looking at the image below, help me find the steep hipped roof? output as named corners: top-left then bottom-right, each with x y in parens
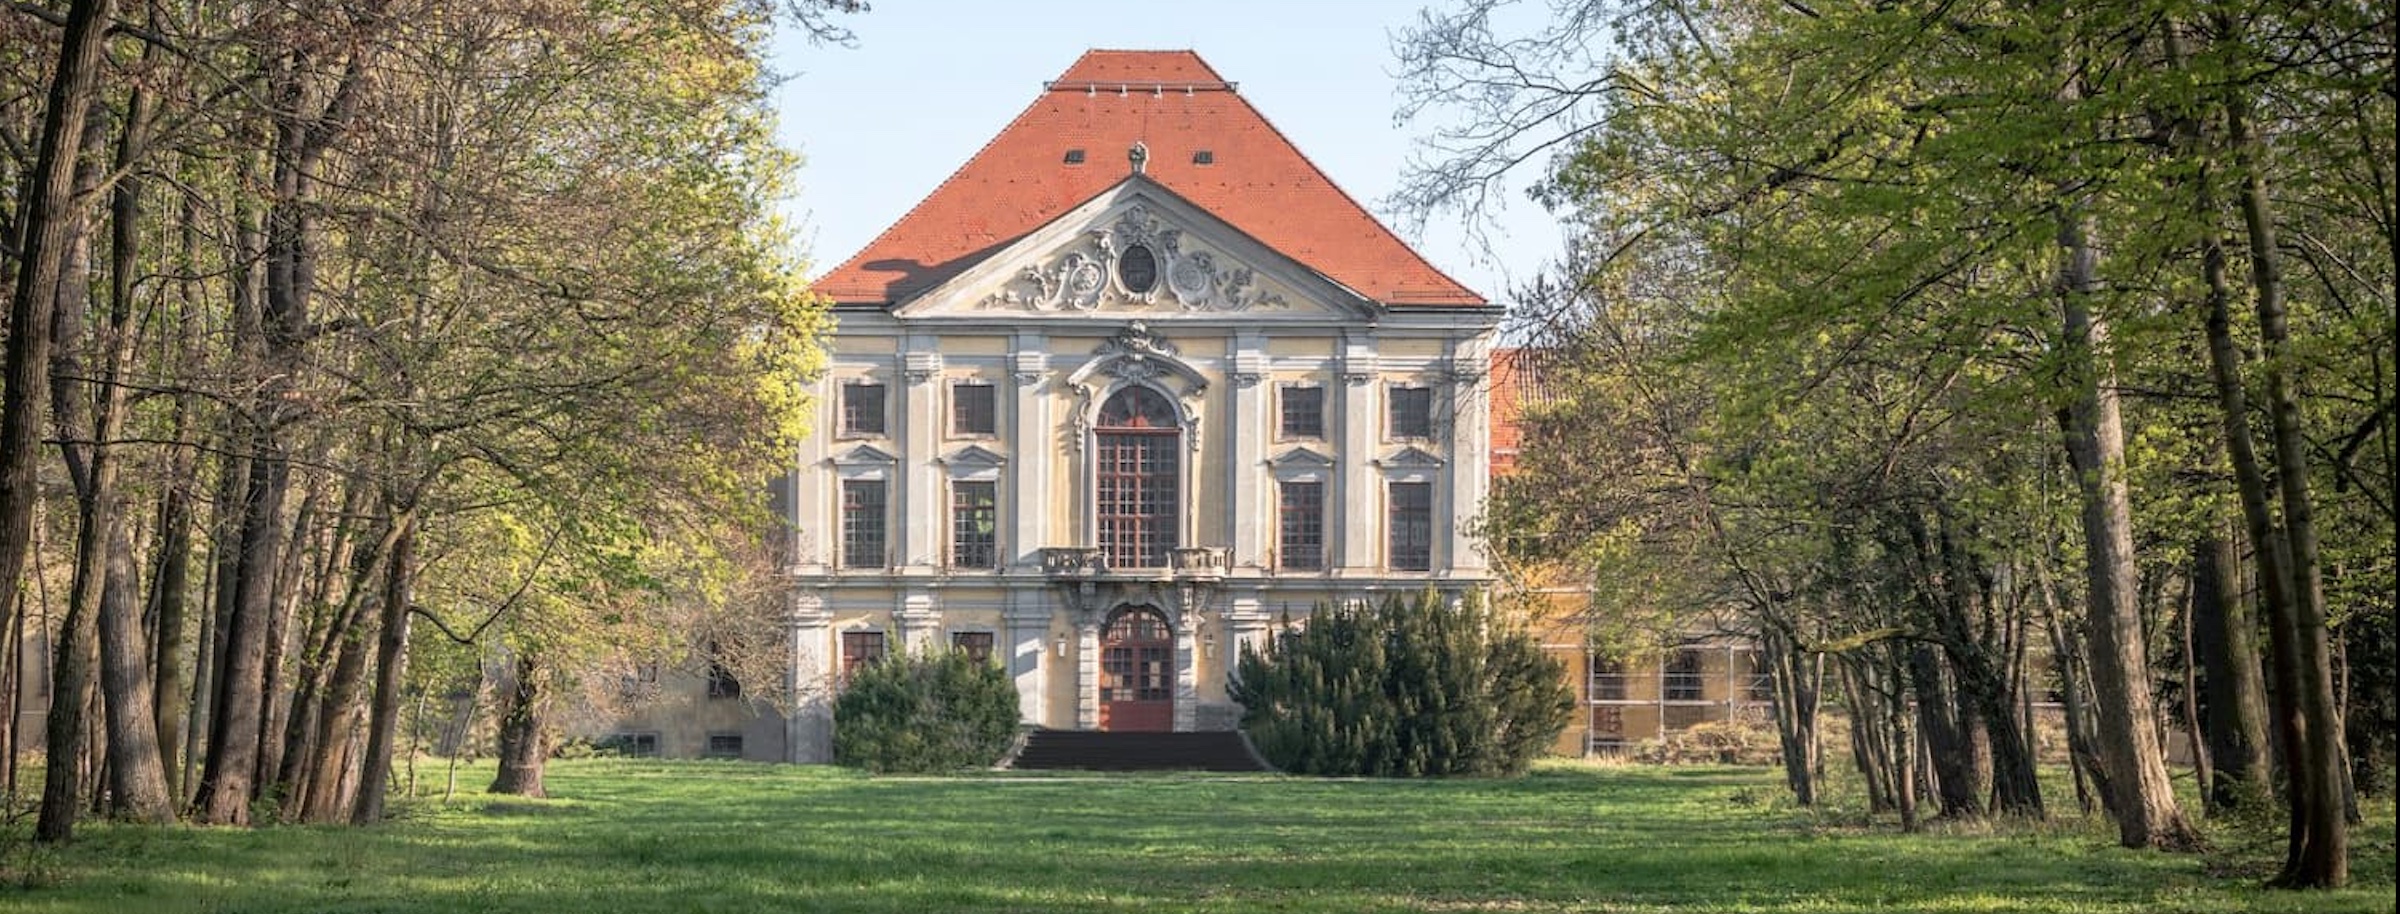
top-left (815, 50), bottom-right (1485, 308)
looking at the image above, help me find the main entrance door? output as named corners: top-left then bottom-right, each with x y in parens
top-left (1099, 606), bottom-right (1173, 731)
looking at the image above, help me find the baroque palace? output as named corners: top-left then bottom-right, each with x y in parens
top-left (770, 49), bottom-right (1500, 762)
top-left (585, 50), bottom-right (1775, 762)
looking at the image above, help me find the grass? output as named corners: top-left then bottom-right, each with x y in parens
top-left (0, 759), bottom-right (2391, 913)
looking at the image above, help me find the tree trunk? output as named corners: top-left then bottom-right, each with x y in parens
top-left (255, 482), bottom-right (321, 792)
top-left (2225, 87), bottom-right (2350, 889)
top-left (1761, 623), bottom-right (1819, 806)
top-left (489, 651), bottom-right (549, 799)
top-left (299, 611), bottom-right (374, 824)
top-left (2192, 534), bottom-right (2271, 813)
top-left (1885, 647), bottom-right (1921, 833)
top-left (1839, 658), bottom-right (1893, 813)
top-left (2055, 207), bottom-right (2199, 850)
top-left (147, 402), bottom-right (197, 804)
top-left (276, 476), bottom-right (371, 809)
top-left (37, 106), bottom-right (115, 843)
top-left (90, 64), bottom-right (177, 822)
top-left (1909, 643), bottom-right (1986, 820)
top-left (195, 427), bottom-right (289, 824)
top-left (0, 0), bottom-right (112, 582)
top-left (352, 506), bottom-right (418, 823)
top-left (5, 7), bottom-right (117, 837)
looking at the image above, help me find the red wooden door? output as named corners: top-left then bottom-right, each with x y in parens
top-left (1100, 607), bottom-right (1173, 732)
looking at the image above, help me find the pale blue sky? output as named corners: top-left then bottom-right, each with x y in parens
top-left (765, 1), bottom-right (1567, 307)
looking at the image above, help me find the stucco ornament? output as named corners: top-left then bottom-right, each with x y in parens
top-left (980, 204), bottom-right (1289, 313)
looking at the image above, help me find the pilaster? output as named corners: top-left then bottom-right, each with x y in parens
top-left (895, 588), bottom-right (940, 654)
top-left (1010, 334), bottom-right (1051, 564)
top-left (1075, 620), bottom-right (1101, 730)
top-left (1445, 338), bottom-right (1491, 574)
top-left (1338, 331), bottom-right (1381, 571)
top-left (1172, 602), bottom-right (1203, 733)
top-left (1228, 331), bottom-right (1267, 568)
top-left (786, 589), bottom-right (833, 763)
top-left (1004, 587), bottom-right (1052, 726)
top-left (900, 340), bottom-right (941, 570)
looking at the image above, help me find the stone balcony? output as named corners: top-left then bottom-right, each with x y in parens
top-left (1038, 546), bottom-right (1231, 581)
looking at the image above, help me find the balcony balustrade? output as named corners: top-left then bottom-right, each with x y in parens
top-left (1037, 546), bottom-right (1230, 580)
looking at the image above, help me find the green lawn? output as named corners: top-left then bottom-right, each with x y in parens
top-left (1, 760), bottom-right (2391, 913)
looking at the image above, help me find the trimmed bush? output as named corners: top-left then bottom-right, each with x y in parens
top-left (1231, 590), bottom-right (1573, 777)
top-left (832, 647), bottom-right (1020, 773)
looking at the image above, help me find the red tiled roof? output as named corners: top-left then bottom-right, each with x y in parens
top-left (1489, 348), bottom-right (1529, 476)
top-left (815, 50), bottom-right (1486, 307)
top-left (1489, 347), bottom-right (1561, 477)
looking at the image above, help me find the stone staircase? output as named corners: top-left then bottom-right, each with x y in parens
top-left (1004, 729), bottom-right (1271, 772)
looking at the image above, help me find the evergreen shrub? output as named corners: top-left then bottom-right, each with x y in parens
top-left (832, 646), bottom-right (1020, 773)
top-left (1231, 590), bottom-right (1573, 776)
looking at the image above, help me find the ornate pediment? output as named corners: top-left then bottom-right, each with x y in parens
top-left (1066, 322), bottom-right (1209, 395)
top-left (830, 443), bottom-right (899, 468)
top-left (892, 179), bottom-right (1375, 320)
top-left (1268, 446), bottom-right (1337, 470)
top-left (938, 444), bottom-right (1008, 470)
top-left (979, 203), bottom-right (1294, 314)
top-left (1375, 446), bottom-right (1446, 470)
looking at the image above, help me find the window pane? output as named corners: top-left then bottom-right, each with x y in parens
top-left (1278, 480), bottom-right (1323, 570)
top-left (951, 481), bottom-right (998, 568)
top-left (841, 631), bottom-right (887, 682)
top-left (1097, 424), bottom-right (1177, 569)
top-left (951, 631), bottom-right (995, 664)
top-left (952, 383), bottom-right (997, 436)
top-left (1665, 649), bottom-right (1706, 701)
top-left (1389, 386), bottom-right (1433, 438)
top-left (841, 480), bottom-right (886, 569)
top-left (842, 382), bottom-right (886, 435)
top-left (1388, 481), bottom-right (1433, 571)
top-left (1279, 386), bottom-right (1324, 438)
top-left (705, 641), bottom-right (741, 700)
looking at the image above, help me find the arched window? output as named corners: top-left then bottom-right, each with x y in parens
top-left (1096, 386), bottom-right (1179, 568)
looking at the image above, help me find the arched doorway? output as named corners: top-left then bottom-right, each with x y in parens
top-left (1095, 385), bottom-right (1178, 569)
top-left (1099, 605), bottom-right (1173, 731)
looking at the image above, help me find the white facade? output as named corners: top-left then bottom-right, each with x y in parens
top-left (780, 177), bottom-right (1500, 761)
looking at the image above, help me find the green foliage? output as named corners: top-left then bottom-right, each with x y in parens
top-left (1232, 591), bottom-right (1572, 777)
top-left (831, 646), bottom-right (1020, 774)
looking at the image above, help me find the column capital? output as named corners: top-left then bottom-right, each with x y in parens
top-left (903, 351), bottom-right (943, 385)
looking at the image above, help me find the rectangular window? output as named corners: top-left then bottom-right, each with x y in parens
top-left (952, 631), bottom-right (995, 665)
top-left (704, 732), bottom-right (744, 759)
top-left (1388, 481), bottom-right (1433, 571)
top-left (950, 480), bottom-right (998, 569)
top-left (1278, 480), bottom-right (1324, 571)
top-left (1664, 649), bottom-right (1706, 702)
top-left (1279, 386), bottom-right (1325, 438)
top-left (841, 382), bottom-right (886, 436)
top-left (951, 382), bottom-right (997, 436)
top-left (841, 630), bottom-right (887, 681)
top-left (607, 732), bottom-right (659, 758)
top-left (1388, 386), bottom-right (1434, 439)
top-left (1096, 431), bottom-right (1177, 568)
top-left (840, 480), bottom-right (886, 569)
top-left (1589, 654), bottom-right (1629, 701)
top-left (705, 643), bottom-right (741, 700)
